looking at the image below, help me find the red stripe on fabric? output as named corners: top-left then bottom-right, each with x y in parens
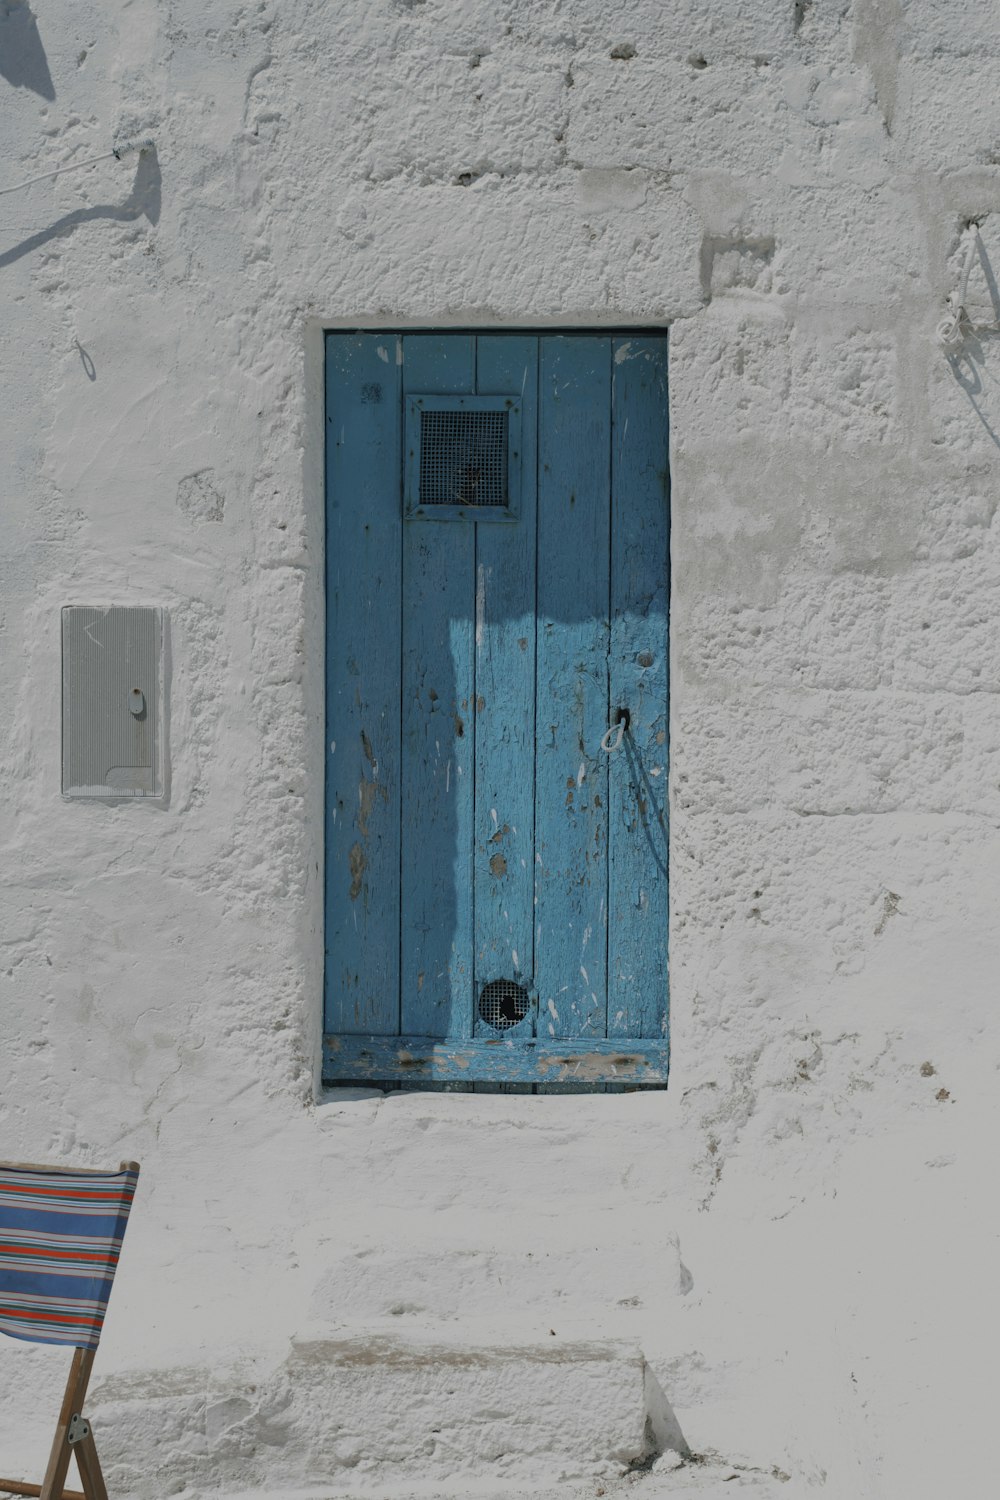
top-left (0, 1244), bottom-right (116, 1262)
top-left (0, 1307), bottom-right (98, 1328)
top-left (0, 1185), bottom-right (131, 1200)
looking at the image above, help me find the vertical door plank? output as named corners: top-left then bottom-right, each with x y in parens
top-left (325, 334), bottom-right (403, 1037)
top-left (608, 336), bottom-right (670, 1039)
top-left (534, 336), bottom-right (612, 1041)
top-left (473, 335), bottom-right (539, 1040)
top-left (400, 335), bottom-right (477, 1041)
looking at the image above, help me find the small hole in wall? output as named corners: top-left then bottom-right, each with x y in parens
top-left (687, 53), bottom-right (708, 70)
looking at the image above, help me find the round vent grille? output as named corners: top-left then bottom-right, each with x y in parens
top-left (478, 979), bottom-right (530, 1031)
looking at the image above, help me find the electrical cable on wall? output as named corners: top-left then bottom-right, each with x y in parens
top-left (937, 221), bottom-right (984, 350)
top-left (0, 138), bottom-right (155, 199)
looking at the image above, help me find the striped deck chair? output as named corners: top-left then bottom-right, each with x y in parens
top-left (0, 1161), bottom-right (140, 1500)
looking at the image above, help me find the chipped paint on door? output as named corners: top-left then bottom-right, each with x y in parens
top-left (325, 332), bottom-right (669, 1086)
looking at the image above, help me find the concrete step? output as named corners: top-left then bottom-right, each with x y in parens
top-left (209, 1475), bottom-right (792, 1500)
top-left (86, 1335), bottom-right (689, 1499)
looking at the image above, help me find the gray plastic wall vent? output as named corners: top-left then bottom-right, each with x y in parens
top-left (62, 606), bottom-right (164, 799)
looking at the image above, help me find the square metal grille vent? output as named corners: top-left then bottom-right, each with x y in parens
top-left (420, 409), bottom-right (507, 507)
top-left (405, 394), bottom-right (521, 521)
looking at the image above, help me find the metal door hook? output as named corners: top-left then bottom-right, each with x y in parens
top-left (600, 708), bottom-right (631, 753)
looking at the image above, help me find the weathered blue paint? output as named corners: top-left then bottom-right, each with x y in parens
top-left (534, 337), bottom-right (612, 1042)
top-left (324, 1034), bottom-right (669, 1085)
top-left (472, 335), bottom-right (538, 1041)
top-left (324, 332), bottom-right (669, 1087)
top-left (608, 338), bottom-right (670, 1039)
top-left (400, 335), bottom-right (477, 1041)
top-left (325, 333), bottom-right (402, 1036)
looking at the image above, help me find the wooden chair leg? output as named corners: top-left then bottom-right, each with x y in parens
top-left (0, 1485), bottom-right (84, 1500)
top-left (39, 1349), bottom-right (95, 1500)
top-left (72, 1434), bottom-right (107, 1500)
top-left (0, 1344), bottom-right (105, 1500)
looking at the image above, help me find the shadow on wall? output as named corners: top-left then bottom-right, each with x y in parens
top-left (947, 231), bottom-right (1000, 449)
top-left (0, 1), bottom-right (54, 100)
top-left (0, 148), bottom-right (161, 270)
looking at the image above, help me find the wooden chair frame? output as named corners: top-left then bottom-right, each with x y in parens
top-left (0, 1160), bottom-right (139, 1500)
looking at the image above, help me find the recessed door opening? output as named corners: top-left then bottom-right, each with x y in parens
top-left (324, 331), bottom-right (669, 1091)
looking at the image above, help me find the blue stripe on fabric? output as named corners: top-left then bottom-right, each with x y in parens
top-left (1, 1270), bottom-right (114, 1288)
top-left (0, 1206), bottom-right (129, 1234)
top-left (0, 1270), bottom-right (112, 1299)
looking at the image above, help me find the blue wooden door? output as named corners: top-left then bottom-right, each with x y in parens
top-left (324, 333), bottom-right (669, 1088)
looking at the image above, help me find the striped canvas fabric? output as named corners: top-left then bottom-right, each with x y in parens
top-left (0, 1164), bottom-right (139, 1350)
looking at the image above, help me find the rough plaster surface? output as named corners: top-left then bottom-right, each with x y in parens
top-left (2, 1), bottom-right (999, 1497)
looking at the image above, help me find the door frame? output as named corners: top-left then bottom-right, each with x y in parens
top-left (320, 326), bottom-right (672, 1089)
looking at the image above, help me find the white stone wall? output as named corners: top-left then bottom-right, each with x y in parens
top-left (1, 2), bottom-right (998, 1496)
